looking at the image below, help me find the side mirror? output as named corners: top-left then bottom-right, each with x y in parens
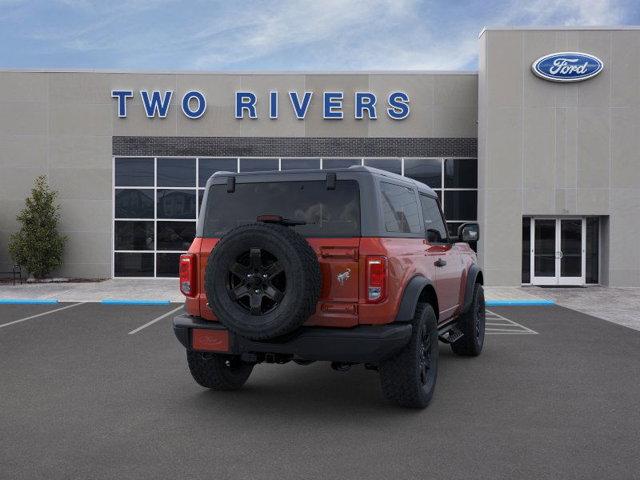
top-left (458, 223), bottom-right (480, 243)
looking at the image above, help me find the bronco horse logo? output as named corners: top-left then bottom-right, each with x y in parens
top-left (336, 268), bottom-right (351, 286)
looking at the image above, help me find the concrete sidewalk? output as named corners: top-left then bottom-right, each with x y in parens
top-left (0, 279), bottom-right (183, 303)
top-left (0, 279), bottom-right (548, 305)
top-left (1, 280), bottom-right (638, 331)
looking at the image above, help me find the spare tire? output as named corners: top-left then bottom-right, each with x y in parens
top-left (204, 223), bottom-right (321, 340)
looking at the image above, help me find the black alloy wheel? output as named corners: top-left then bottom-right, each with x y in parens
top-left (227, 247), bottom-right (286, 316)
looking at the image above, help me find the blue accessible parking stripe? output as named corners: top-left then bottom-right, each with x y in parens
top-left (486, 299), bottom-right (555, 307)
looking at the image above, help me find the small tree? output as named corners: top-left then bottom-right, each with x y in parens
top-left (9, 175), bottom-right (67, 279)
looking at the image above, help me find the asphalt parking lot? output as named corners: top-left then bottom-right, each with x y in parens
top-left (1, 303), bottom-right (639, 480)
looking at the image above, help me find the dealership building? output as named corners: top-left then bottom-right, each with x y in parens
top-left (1, 26), bottom-right (639, 287)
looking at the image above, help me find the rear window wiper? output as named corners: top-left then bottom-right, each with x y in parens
top-left (257, 215), bottom-right (307, 227)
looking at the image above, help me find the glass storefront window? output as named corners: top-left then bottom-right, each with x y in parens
top-left (444, 190), bottom-right (477, 221)
top-left (114, 221), bottom-right (154, 250)
top-left (156, 253), bottom-right (181, 277)
top-left (586, 217), bottom-right (599, 284)
top-left (199, 158), bottom-right (237, 186)
top-left (157, 221), bottom-right (196, 251)
top-left (157, 158), bottom-right (196, 187)
top-left (364, 158), bottom-right (401, 175)
top-left (404, 158), bottom-right (442, 188)
top-left (281, 158), bottom-right (320, 170)
top-left (115, 158), bottom-right (154, 186)
top-left (522, 217), bottom-right (531, 283)
top-left (322, 158), bottom-right (361, 169)
top-left (114, 156), bottom-right (478, 277)
top-left (240, 158), bottom-right (279, 172)
top-left (157, 189), bottom-right (196, 219)
top-left (444, 159), bottom-right (477, 188)
top-left (114, 252), bottom-right (154, 277)
top-left (115, 189), bottom-right (154, 219)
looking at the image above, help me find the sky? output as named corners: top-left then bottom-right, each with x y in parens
top-left (0, 0), bottom-right (638, 71)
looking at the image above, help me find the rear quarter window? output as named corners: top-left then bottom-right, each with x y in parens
top-left (203, 180), bottom-right (360, 237)
top-left (379, 181), bottom-right (422, 234)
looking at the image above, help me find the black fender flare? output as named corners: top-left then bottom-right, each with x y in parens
top-left (462, 264), bottom-right (483, 313)
top-left (394, 275), bottom-right (435, 322)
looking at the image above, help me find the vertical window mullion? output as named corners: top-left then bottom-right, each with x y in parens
top-left (441, 158), bottom-right (445, 212)
top-left (154, 157), bottom-right (158, 278)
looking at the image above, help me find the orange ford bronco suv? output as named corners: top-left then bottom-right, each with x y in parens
top-left (173, 166), bottom-right (484, 408)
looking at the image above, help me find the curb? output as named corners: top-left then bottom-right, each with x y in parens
top-left (100, 299), bottom-right (172, 305)
top-left (486, 299), bottom-right (555, 306)
top-left (0, 298), bottom-right (59, 304)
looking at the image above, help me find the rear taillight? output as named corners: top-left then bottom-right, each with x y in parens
top-left (179, 254), bottom-right (197, 297)
top-left (366, 256), bottom-right (387, 303)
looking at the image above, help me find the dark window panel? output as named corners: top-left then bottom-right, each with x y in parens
top-left (444, 190), bottom-right (477, 221)
top-left (281, 158), bottom-right (320, 170)
top-left (199, 158), bottom-right (237, 186)
top-left (522, 217), bottom-right (531, 283)
top-left (586, 217), bottom-right (599, 284)
top-left (157, 221), bottom-right (196, 251)
top-left (364, 158), bottom-right (401, 175)
top-left (444, 158), bottom-right (477, 188)
top-left (322, 158), bottom-right (360, 169)
top-left (114, 252), bottom-right (154, 277)
top-left (157, 189), bottom-right (196, 219)
top-left (115, 158), bottom-right (154, 186)
top-left (404, 158), bottom-right (442, 188)
top-left (240, 158), bottom-right (279, 172)
top-left (115, 189), bottom-right (154, 219)
top-left (157, 158), bottom-right (196, 187)
top-left (156, 253), bottom-right (182, 277)
top-left (114, 221), bottom-right (154, 250)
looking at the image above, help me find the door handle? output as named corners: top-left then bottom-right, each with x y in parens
top-left (434, 258), bottom-right (447, 268)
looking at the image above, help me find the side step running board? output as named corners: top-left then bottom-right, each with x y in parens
top-left (439, 326), bottom-right (464, 344)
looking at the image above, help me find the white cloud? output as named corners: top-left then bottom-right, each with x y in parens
top-left (12, 0), bottom-right (631, 70)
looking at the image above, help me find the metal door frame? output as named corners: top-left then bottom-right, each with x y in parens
top-left (530, 217), bottom-right (586, 286)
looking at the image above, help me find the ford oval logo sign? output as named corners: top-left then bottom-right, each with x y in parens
top-left (532, 52), bottom-right (604, 82)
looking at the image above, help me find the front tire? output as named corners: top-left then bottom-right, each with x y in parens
top-left (187, 350), bottom-right (253, 390)
top-left (451, 283), bottom-right (485, 356)
top-left (379, 303), bottom-right (439, 408)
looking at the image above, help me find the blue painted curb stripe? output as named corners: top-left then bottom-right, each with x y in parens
top-left (101, 299), bottom-right (172, 305)
top-left (486, 299), bottom-right (555, 307)
top-left (0, 299), bottom-right (59, 304)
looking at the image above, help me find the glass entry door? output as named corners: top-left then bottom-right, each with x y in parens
top-left (531, 218), bottom-right (586, 285)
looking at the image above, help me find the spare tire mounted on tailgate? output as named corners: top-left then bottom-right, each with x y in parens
top-left (205, 222), bottom-right (321, 340)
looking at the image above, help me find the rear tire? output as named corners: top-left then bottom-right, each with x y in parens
top-left (187, 350), bottom-right (253, 390)
top-left (451, 283), bottom-right (485, 356)
top-left (379, 303), bottom-right (439, 408)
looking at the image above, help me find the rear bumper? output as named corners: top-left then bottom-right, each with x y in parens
top-left (173, 314), bottom-right (412, 364)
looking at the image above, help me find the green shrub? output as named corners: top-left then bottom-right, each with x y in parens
top-left (8, 175), bottom-right (67, 279)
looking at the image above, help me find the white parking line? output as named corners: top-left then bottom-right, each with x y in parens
top-left (128, 305), bottom-right (184, 335)
top-left (0, 303), bottom-right (84, 329)
top-left (485, 309), bottom-right (538, 335)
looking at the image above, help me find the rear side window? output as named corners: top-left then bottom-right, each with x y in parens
top-left (419, 194), bottom-right (448, 243)
top-left (380, 182), bottom-right (422, 234)
top-left (203, 180), bottom-right (360, 237)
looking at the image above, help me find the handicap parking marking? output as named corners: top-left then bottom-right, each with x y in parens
top-left (485, 309), bottom-right (538, 335)
top-left (0, 302), bottom-right (84, 329)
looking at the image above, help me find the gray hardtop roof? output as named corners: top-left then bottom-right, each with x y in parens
top-left (207, 165), bottom-right (437, 197)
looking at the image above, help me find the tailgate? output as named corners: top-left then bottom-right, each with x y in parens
top-left (305, 238), bottom-right (360, 327)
